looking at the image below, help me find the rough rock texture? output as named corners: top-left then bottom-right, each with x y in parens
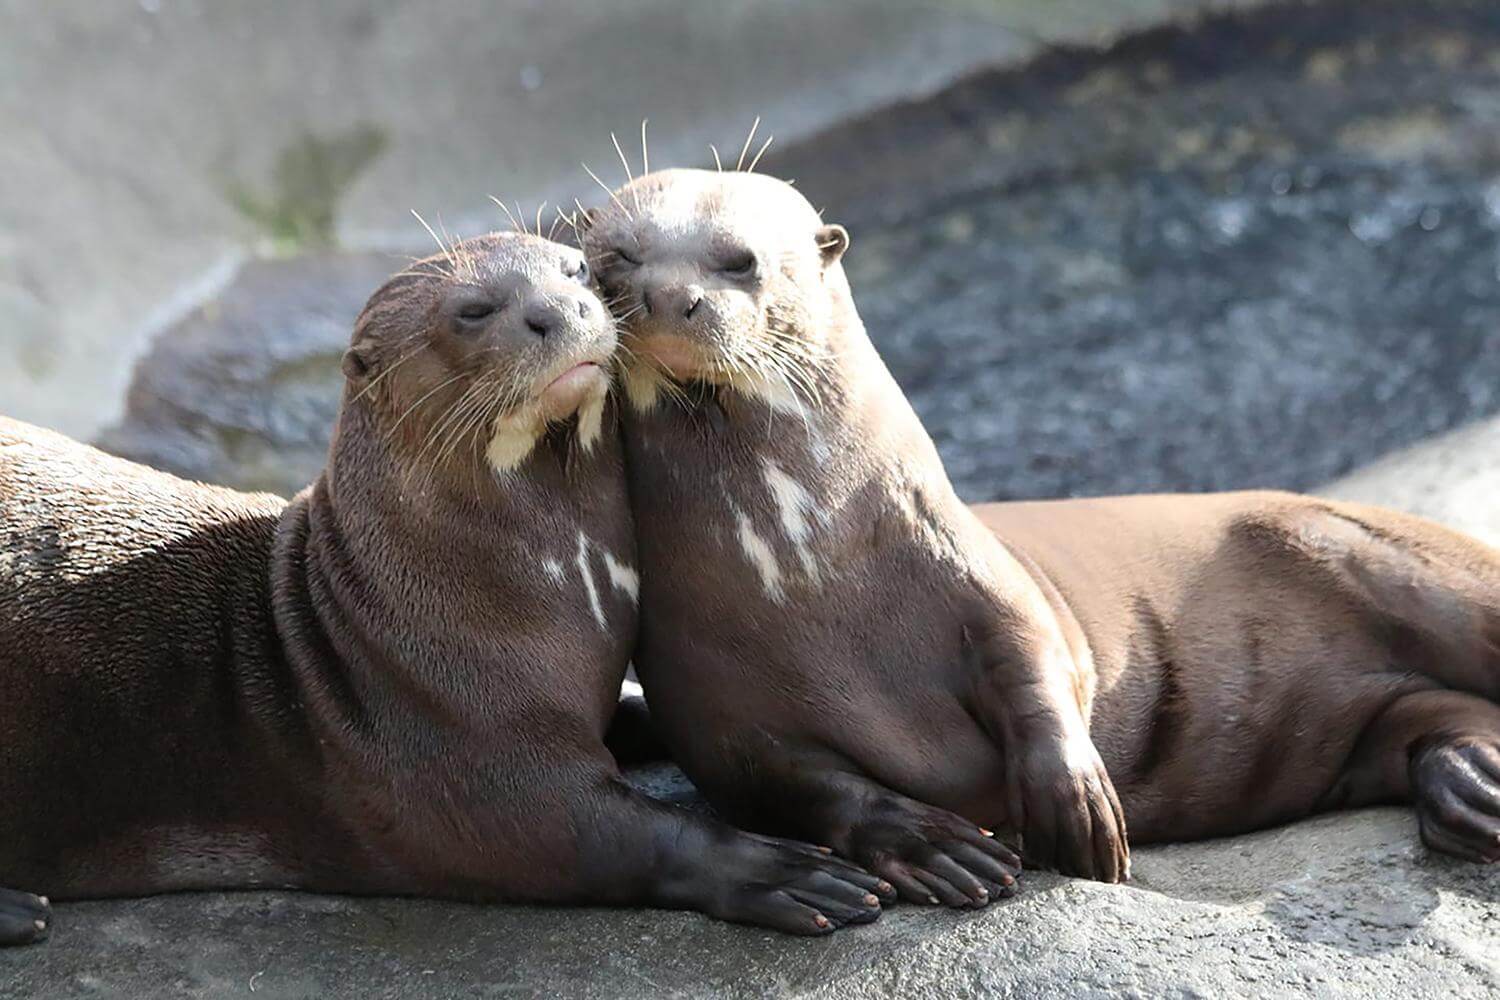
top-left (3, 810), bottom-right (1495, 999)
top-left (780, 0), bottom-right (1500, 502)
top-left (102, 0), bottom-right (1500, 504)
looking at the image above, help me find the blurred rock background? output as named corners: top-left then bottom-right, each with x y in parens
top-left (3, 0), bottom-right (1499, 997)
top-left (0, 0), bottom-right (1234, 443)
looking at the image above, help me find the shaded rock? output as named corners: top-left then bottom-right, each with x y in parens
top-left (96, 253), bottom-right (401, 495)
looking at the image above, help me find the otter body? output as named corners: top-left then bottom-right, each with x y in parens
top-left (584, 168), bottom-right (1500, 903)
top-left (980, 492), bottom-right (1500, 851)
top-left (0, 232), bottom-right (888, 946)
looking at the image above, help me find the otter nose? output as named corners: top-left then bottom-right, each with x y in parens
top-left (522, 294), bottom-right (595, 339)
top-left (646, 284), bottom-right (705, 319)
top-left (522, 300), bottom-right (570, 339)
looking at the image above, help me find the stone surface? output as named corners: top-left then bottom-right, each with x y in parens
top-left (3, 809), bottom-right (1496, 999)
top-left (102, 0), bottom-right (1500, 505)
top-left (0, 0), bottom-right (1255, 441)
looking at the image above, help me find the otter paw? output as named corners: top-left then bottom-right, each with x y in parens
top-left (1412, 739), bottom-right (1500, 864)
top-left (847, 799), bottom-right (1021, 909)
top-left (712, 835), bottom-right (893, 935)
top-left (0, 887), bottom-right (51, 947)
top-left (1012, 740), bottom-right (1130, 883)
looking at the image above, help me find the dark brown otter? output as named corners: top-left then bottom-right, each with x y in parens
top-left (582, 170), bottom-right (1116, 906)
top-left (0, 231), bottom-right (889, 947)
top-left (582, 168), bottom-right (1500, 903)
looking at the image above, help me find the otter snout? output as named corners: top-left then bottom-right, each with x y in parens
top-left (645, 283), bottom-right (705, 320)
top-left (518, 290), bottom-right (598, 341)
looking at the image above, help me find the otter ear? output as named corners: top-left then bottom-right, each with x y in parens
top-left (816, 224), bottom-right (850, 266)
top-left (572, 206), bottom-right (599, 234)
top-left (341, 344), bottom-right (372, 382)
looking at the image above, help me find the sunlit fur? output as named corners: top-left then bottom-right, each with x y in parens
top-left (344, 232), bottom-right (617, 482)
top-left (578, 169), bottom-right (846, 422)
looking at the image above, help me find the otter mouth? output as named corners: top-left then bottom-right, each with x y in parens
top-left (538, 359), bottom-right (609, 420)
top-left (633, 333), bottom-right (715, 381)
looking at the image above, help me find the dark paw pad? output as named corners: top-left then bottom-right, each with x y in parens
top-left (1412, 740), bottom-right (1500, 864)
top-left (0, 887), bottom-right (51, 947)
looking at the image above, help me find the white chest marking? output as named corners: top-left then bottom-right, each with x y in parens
top-left (735, 509), bottom-right (785, 601)
top-left (486, 407), bottom-right (544, 475)
top-left (763, 460), bottom-right (822, 581)
top-left (603, 552), bottom-right (640, 603)
top-left (575, 531), bottom-right (607, 629)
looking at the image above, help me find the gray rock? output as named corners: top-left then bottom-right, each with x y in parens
top-left (1322, 414), bottom-right (1500, 547)
top-left (96, 252), bottom-right (400, 496)
top-left (3, 810), bottom-right (1495, 999)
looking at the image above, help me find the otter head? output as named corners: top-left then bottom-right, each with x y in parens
top-left (342, 232), bottom-right (616, 475)
top-left (578, 169), bottom-right (850, 414)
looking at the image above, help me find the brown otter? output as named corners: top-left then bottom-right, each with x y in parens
top-left (582, 169), bottom-right (1111, 905)
top-left (581, 167), bottom-right (1500, 902)
top-left (0, 231), bottom-right (889, 947)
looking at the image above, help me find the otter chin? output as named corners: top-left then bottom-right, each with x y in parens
top-left (538, 361), bottom-right (609, 421)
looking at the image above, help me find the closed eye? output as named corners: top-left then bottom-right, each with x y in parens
top-left (615, 247), bottom-right (642, 266)
top-left (456, 302), bottom-right (497, 322)
top-left (720, 252), bottom-right (757, 277)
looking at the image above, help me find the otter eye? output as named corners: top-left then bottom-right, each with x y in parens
top-left (614, 247), bottom-right (642, 267)
top-left (566, 258), bottom-right (590, 283)
top-left (721, 252), bottom-right (757, 277)
top-left (456, 302), bottom-right (496, 323)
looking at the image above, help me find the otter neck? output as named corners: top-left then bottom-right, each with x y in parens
top-left (276, 394), bottom-right (617, 735)
top-left (629, 278), bottom-right (961, 519)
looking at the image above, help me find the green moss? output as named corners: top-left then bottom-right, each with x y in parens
top-left (225, 125), bottom-right (388, 253)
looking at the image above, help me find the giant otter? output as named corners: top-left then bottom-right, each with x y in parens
top-left (581, 167), bottom-right (1500, 904)
top-left (0, 230), bottom-right (889, 946)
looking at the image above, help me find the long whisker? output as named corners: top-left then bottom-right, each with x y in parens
top-left (386, 372), bottom-right (466, 440)
top-left (736, 116), bottom-right (761, 172)
top-left (489, 195), bottom-right (522, 233)
top-left (411, 210), bottom-right (457, 272)
top-left (349, 341), bottom-right (427, 404)
top-left (746, 134), bottom-right (774, 174)
top-left (640, 118), bottom-right (650, 176)
top-left (611, 131), bottom-right (635, 186)
top-left (612, 131), bottom-right (640, 214)
top-left (582, 162), bottom-right (632, 219)
top-left (709, 143), bottom-right (723, 172)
